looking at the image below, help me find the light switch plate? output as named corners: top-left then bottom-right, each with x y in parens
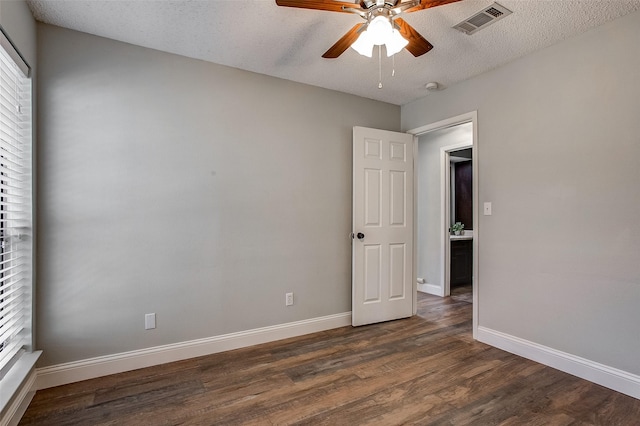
top-left (484, 202), bottom-right (492, 216)
top-left (145, 313), bottom-right (156, 330)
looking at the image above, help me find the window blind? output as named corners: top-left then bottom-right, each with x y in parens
top-left (0, 28), bottom-right (32, 374)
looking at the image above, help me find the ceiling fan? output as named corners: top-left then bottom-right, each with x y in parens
top-left (275, 0), bottom-right (462, 58)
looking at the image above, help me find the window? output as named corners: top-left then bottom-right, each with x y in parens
top-left (0, 27), bottom-right (32, 375)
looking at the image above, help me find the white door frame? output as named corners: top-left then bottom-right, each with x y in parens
top-left (407, 111), bottom-right (479, 339)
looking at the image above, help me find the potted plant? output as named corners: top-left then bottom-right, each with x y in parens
top-left (451, 222), bottom-right (465, 236)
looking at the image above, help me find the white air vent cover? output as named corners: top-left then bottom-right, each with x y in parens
top-left (453, 2), bottom-right (512, 35)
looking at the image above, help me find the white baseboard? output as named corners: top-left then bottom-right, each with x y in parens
top-left (417, 283), bottom-right (444, 297)
top-left (35, 312), bottom-right (352, 390)
top-left (477, 326), bottom-right (640, 400)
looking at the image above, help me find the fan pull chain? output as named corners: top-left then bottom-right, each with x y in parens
top-left (378, 45), bottom-right (383, 89)
top-left (392, 54), bottom-right (395, 77)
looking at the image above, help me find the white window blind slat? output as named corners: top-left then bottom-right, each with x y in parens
top-left (0, 254), bottom-right (23, 265)
top-left (0, 220), bottom-right (30, 227)
top-left (0, 146), bottom-right (26, 164)
top-left (0, 132), bottom-right (23, 151)
top-left (0, 182), bottom-right (25, 193)
top-left (0, 251), bottom-right (20, 260)
top-left (0, 124), bottom-right (29, 146)
top-left (0, 271), bottom-right (23, 286)
top-left (0, 80), bottom-right (18, 104)
top-left (0, 288), bottom-right (22, 312)
top-left (0, 203), bottom-right (30, 211)
top-left (0, 302), bottom-right (24, 338)
top-left (2, 202), bottom-right (25, 211)
top-left (0, 262), bottom-right (23, 274)
top-left (0, 165), bottom-right (25, 181)
top-left (0, 340), bottom-right (21, 369)
top-left (2, 194), bottom-right (29, 206)
top-left (0, 154), bottom-right (27, 170)
top-left (0, 309), bottom-right (24, 345)
top-left (0, 97), bottom-right (19, 119)
top-left (0, 26), bottom-right (32, 373)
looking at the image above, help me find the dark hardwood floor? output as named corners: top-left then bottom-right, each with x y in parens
top-left (20, 289), bottom-right (640, 425)
top-left (450, 283), bottom-right (473, 304)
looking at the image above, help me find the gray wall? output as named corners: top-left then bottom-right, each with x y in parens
top-left (417, 123), bottom-right (472, 291)
top-left (404, 9), bottom-right (640, 375)
top-left (36, 24), bottom-right (400, 366)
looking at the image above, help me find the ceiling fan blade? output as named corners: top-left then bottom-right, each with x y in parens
top-left (394, 18), bottom-right (433, 57)
top-left (405, 0), bottom-right (462, 13)
top-left (275, 0), bottom-right (360, 13)
top-left (322, 23), bottom-right (365, 58)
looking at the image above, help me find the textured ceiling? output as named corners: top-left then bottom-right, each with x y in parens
top-left (26, 0), bottom-right (640, 105)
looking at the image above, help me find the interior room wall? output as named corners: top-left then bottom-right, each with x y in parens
top-left (36, 23), bottom-right (400, 367)
top-left (416, 123), bottom-right (472, 294)
top-left (403, 9), bottom-right (640, 376)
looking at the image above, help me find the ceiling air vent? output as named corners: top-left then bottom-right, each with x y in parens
top-left (453, 2), bottom-right (512, 35)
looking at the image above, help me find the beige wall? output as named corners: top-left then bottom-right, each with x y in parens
top-left (36, 24), bottom-right (400, 366)
top-left (403, 9), bottom-right (640, 375)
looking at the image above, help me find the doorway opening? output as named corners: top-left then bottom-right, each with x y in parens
top-left (448, 147), bottom-right (473, 303)
top-left (409, 112), bottom-right (478, 338)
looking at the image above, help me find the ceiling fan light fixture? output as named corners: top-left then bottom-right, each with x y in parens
top-left (367, 15), bottom-right (392, 45)
top-left (351, 31), bottom-right (374, 57)
top-left (351, 15), bottom-right (408, 58)
top-left (385, 28), bottom-right (408, 56)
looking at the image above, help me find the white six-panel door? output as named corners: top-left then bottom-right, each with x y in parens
top-left (352, 127), bottom-right (414, 326)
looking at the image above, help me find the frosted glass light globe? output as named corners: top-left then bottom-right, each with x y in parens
top-left (368, 15), bottom-right (393, 45)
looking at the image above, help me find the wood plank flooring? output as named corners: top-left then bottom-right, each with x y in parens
top-left (20, 290), bottom-right (640, 425)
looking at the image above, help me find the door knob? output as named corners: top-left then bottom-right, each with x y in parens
top-left (357, 232), bottom-right (365, 240)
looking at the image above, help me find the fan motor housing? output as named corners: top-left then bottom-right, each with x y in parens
top-left (362, 0), bottom-right (400, 10)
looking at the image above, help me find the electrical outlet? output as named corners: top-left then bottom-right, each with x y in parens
top-left (145, 313), bottom-right (156, 330)
top-left (285, 292), bottom-right (294, 306)
top-left (484, 202), bottom-right (492, 216)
